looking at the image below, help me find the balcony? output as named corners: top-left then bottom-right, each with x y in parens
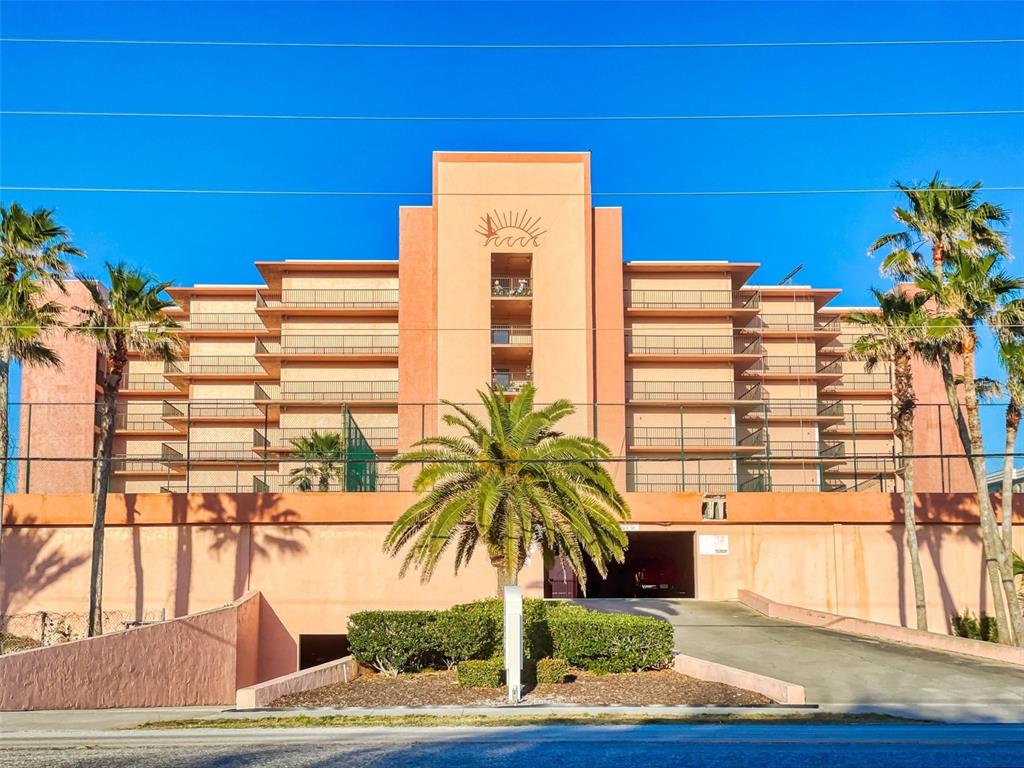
top-left (824, 411), bottom-right (893, 433)
top-left (119, 372), bottom-right (180, 394)
top-left (491, 277), bottom-right (532, 297)
top-left (741, 399), bottom-right (844, 421)
top-left (827, 455), bottom-right (899, 474)
top-left (163, 400), bottom-right (266, 421)
top-left (627, 380), bottom-right (763, 404)
top-left (255, 335), bottom-right (399, 367)
top-left (629, 426), bottom-right (765, 452)
top-left (759, 440), bottom-right (846, 461)
top-left (251, 472), bottom-right (401, 493)
top-left (769, 481), bottom-right (846, 493)
top-left (111, 411), bottom-right (180, 434)
top-left (179, 314), bottom-right (269, 336)
top-left (826, 372), bottom-right (893, 392)
top-left (257, 288), bottom-right (399, 309)
top-left (267, 380), bottom-right (399, 403)
top-left (165, 357), bottom-right (270, 379)
top-left (254, 425), bottom-right (398, 452)
top-left (111, 455), bottom-right (179, 475)
top-left (742, 357), bottom-right (843, 379)
top-left (626, 335), bottom-right (762, 361)
top-left (179, 442), bottom-right (260, 462)
top-left (492, 368), bottom-right (532, 394)
top-left (490, 325), bottom-right (532, 346)
top-left (628, 473), bottom-right (766, 493)
top-left (625, 289), bottom-right (760, 314)
top-left (751, 314), bottom-right (841, 334)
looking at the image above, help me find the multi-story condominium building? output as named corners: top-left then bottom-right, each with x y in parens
top-left (18, 152), bottom-right (970, 497)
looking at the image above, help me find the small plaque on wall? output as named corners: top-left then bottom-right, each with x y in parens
top-left (698, 534), bottom-right (729, 556)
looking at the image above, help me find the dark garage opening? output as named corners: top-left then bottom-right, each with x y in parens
top-left (575, 531), bottom-right (695, 598)
top-left (299, 634), bottom-right (350, 670)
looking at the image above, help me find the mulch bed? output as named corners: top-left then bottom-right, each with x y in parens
top-left (269, 668), bottom-right (772, 708)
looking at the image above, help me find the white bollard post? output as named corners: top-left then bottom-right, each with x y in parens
top-left (503, 585), bottom-right (523, 703)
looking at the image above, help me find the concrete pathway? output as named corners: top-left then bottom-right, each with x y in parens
top-left (575, 599), bottom-right (1024, 722)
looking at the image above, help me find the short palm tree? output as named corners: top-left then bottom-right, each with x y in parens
top-left (384, 383), bottom-right (630, 594)
top-left (869, 174), bottom-right (1009, 276)
top-left (847, 288), bottom-right (930, 631)
top-left (287, 431), bottom-right (346, 492)
top-left (0, 203), bottom-right (81, 494)
top-left (73, 263), bottom-right (180, 636)
top-left (916, 250), bottom-right (1024, 646)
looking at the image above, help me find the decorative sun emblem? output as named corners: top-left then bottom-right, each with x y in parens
top-left (476, 210), bottom-right (546, 248)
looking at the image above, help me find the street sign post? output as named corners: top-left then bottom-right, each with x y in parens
top-left (503, 585), bottom-right (523, 703)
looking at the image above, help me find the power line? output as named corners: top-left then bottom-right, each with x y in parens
top-left (4, 108), bottom-right (1022, 122)
top-left (2, 36), bottom-right (1023, 50)
top-left (4, 185), bottom-right (1024, 198)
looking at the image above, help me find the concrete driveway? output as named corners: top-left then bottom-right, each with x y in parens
top-left (575, 599), bottom-right (1024, 722)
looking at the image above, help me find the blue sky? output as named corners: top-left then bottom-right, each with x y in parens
top-left (2, 1), bottom-right (1023, 455)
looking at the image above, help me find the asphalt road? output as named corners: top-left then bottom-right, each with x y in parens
top-left (575, 599), bottom-right (1024, 721)
top-left (2, 724), bottom-right (1022, 767)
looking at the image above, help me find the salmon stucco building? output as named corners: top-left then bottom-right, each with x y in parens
top-left (4, 152), bottom-right (1014, 681)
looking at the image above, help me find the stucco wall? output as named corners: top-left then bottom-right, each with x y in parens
top-left (0, 592), bottom-right (260, 711)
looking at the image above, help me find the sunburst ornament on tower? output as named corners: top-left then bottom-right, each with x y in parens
top-left (476, 210), bottom-right (547, 248)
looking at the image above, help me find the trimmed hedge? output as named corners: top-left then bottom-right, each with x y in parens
top-left (457, 658), bottom-right (504, 688)
top-left (348, 600), bottom-right (673, 676)
top-left (548, 611), bottom-right (673, 673)
top-left (536, 657), bottom-right (569, 684)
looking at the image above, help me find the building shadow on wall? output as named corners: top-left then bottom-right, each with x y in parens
top-left (0, 512), bottom-right (90, 615)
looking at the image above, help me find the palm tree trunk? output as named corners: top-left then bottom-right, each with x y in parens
top-left (961, 336), bottom-right (1024, 646)
top-left (894, 354), bottom-right (927, 631)
top-left (88, 376), bottom-right (120, 637)
top-left (1002, 401), bottom-right (1020, 555)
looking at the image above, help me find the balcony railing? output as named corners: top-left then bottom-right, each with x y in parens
top-left (490, 326), bottom-right (532, 345)
top-left (112, 413), bottom-right (177, 432)
top-left (829, 456), bottom-right (897, 472)
top-left (755, 314), bottom-right (841, 332)
top-left (255, 425), bottom-right (398, 450)
top-left (261, 335), bottom-right (400, 356)
top-left (251, 473), bottom-right (401, 493)
top-left (627, 335), bottom-right (760, 356)
top-left (825, 412), bottom-right (892, 431)
top-left (627, 381), bottom-right (763, 402)
top-left (110, 455), bottom-right (167, 473)
top-left (257, 288), bottom-right (399, 309)
top-left (625, 290), bottom-right (760, 310)
top-left (757, 357), bottom-right (842, 375)
top-left (492, 369), bottom-right (532, 393)
top-left (770, 482), bottom-right (846, 493)
top-left (762, 441), bottom-right (846, 459)
top-left (629, 426), bottom-right (765, 448)
top-left (183, 442), bottom-right (258, 461)
top-left (182, 314), bottom-right (265, 331)
top-left (120, 373), bottom-right (178, 392)
top-left (185, 401), bottom-right (265, 419)
top-left (755, 399), bottom-right (844, 418)
top-left (491, 277), bottom-right (532, 297)
top-left (278, 380), bottom-right (399, 401)
top-left (629, 473), bottom-right (766, 493)
top-left (828, 372), bottom-right (892, 390)
top-left (165, 357), bottom-right (266, 375)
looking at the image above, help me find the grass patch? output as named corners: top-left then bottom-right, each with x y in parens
top-left (138, 711), bottom-right (925, 730)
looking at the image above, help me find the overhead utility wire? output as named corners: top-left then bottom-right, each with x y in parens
top-left (4, 109), bottom-right (1022, 122)
top-left (5, 186), bottom-right (1024, 198)
top-left (2, 36), bottom-right (1022, 49)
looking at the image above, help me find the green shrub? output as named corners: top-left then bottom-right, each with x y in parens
top-left (452, 597), bottom-right (586, 660)
top-left (952, 610), bottom-right (999, 643)
top-left (456, 658), bottom-right (504, 688)
top-left (536, 657), bottom-right (569, 684)
top-left (432, 607), bottom-right (496, 667)
top-left (347, 610), bottom-right (438, 674)
top-left (548, 611), bottom-right (673, 673)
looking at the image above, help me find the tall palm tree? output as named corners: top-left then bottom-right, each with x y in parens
top-left (847, 289), bottom-right (931, 631)
top-left (287, 431), bottom-right (346, 492)
top-left (916, 251), bottom-right (1024, 646)
top-left (384, 383), bottom-right (630, 594)
top-left (869, 174), bottom-right (1009, 277)
top-left (72, 263), bottom-right (180, 636)
top-left (0, 203), bottom-right (81, 495)
top-left (992, 335), bottom-right (1024, 555)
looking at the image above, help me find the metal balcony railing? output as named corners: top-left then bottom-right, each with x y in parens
top-left (251, 473), bottom-right (400, 493)
top-left (186, 401), bottom-right (266, 419)
top-left (825, 412), bottom-right (892, 431)
top-left (161, 443), bottom-right (185, 461)
top-left (756, 314), bottom-right (841, 332)
top-left (762, 441), bottom-right (846, 459)
top-left (119, 373), bottom-right (178, 392)
top-left (491, 277), bottom-right (532, 297)
top-left (257, 288), bottom-right (400, 309)
top-left (829, 372), bottom-right (892, 390)
top-left (161, 401), bottom-right (187, 418)
top-left (271, 335), bottom-right (400, 356)
top-left (625, 290), bottom-right (760, 310)
top-left (278, 380), bottom-right (399, 401)
top-left (254, 425), bottom-right (398, 450)
top-left (627, 335), bottom-right (745, 355)
top-left (112, 412), bottom-right (177, 432)
top-left (182, 314), bottom-right (265, 331)
top-left (165, 357), bottom-right (266, 375)
top-left (492, 369), bottom-right (532, 393)
top-left (628, 473), bottom-right (766, 493)
top-left (110, 455), bottom-right (167, 473)
top-left (627, 381), bottom-right (763, 402)
top-left (490, 326), bottom-right (532, 345)
top-left (755, 399), bottom-right (845, 418)
top-left (629, 426), bottom-right (765, 448)
top-left (829, 456), bottom-right (897, 472)
top-left (757, 357), bottom-right (842, 375)
top-left (184, 442), bottom-right (258, 461)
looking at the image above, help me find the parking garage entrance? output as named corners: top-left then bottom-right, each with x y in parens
top-left (545, 531), bottom-right (695, 599)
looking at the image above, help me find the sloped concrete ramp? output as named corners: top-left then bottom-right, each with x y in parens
top-left (574, 599), bottom-right (1024, 722)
